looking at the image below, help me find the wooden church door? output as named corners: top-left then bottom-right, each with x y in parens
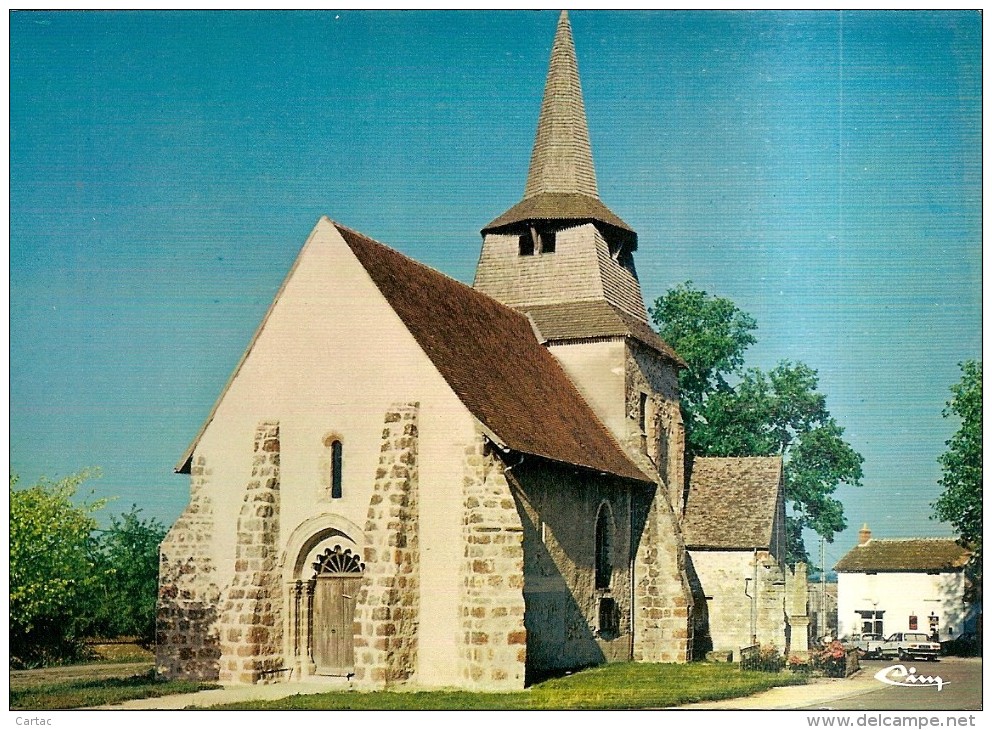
top-left (310, 546), bottom-right (364, 676)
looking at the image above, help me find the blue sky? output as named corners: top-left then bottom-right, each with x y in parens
top-left (9, 10), bottom-right (981, 567)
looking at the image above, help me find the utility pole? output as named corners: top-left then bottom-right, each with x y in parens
top-left (820, 536), bottom-right (827, 642)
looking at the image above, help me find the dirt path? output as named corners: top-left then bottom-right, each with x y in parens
top-left (10, 662), bottom-right (154, 691)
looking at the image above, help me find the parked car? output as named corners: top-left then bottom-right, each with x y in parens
top-left (847, 633), bottom-right (886, 658)
top-left (941, 632), bottom-right (981, 657)
top-left (880, 632), bottom-right (941, 661)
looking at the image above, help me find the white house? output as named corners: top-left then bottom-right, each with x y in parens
top-left (835, 524), bottom-right (979, 642)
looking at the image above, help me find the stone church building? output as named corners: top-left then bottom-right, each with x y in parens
top-left (157, 12), bottom-right (807, 690)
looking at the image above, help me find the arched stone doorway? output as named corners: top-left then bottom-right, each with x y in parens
top-left (282, 516), bottom-right (366, 679)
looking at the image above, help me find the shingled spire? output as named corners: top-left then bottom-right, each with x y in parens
top-left (475, 9), bottom-right (659, 340)
top-left (483, 10), bottom-right (634, 238)
top-left (523, 10), bottom-right (598, 199)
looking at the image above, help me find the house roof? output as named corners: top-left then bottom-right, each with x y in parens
top-left (682, 457), bottom-right (783, 549)
top-left (482, 11), bottom-right (634, 240)
top-left (175, 220), bottom-right (652, 484)
top-left (483, 193), bottom-right (635, 237)
top-left (334, 222), bottom-right (652, 484)
top-left (525, 300), bottom-right (685, 366)
top-left (834, 539), bottom-right (971, 573)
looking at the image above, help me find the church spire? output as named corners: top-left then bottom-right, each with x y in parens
top-left (482, 10), bottom-right (634, 239)
top-left (523, 10), bottom-right (598, 199)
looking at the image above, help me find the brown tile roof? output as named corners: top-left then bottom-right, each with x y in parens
top-left (682, 457), bottom-right (783, 549)
top-left (525, 300), bottom-right (685, 366)
top-left (334, 222), bottom-right (651, 484)
top-left (834, 539), bottom-right (971, 573)
top-left (482, 192), bottom-right (634, 238)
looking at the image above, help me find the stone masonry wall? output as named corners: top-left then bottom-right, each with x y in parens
top-left (457, 432), bottom-right (527, 689)
top-left (216, 421), bottom-right (284, 684)
top-left (632, 483), bottom-right (692, 663)
top-left (625, 341), bottom-right (684, 511)
top-left (352, 403), bottom-right (420, 688)
top-left (754, 553), bottom-right (788, 650)
top-left (156, 455), bottom-right (222, 681)
top-left (785, 562), bottom-right (810, 655)
top-left (687, 550), bottom-right (802, 656)
top-left (625, 341), bottom-right (693, 663)
top-left (510, 461), bottom-right (634, 682)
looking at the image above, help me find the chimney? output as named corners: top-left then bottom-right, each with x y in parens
top-left (858, 523), bottom-right (872, 545)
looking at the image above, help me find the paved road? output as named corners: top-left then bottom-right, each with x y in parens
top-left (800, 657), bottom-right (982, 711)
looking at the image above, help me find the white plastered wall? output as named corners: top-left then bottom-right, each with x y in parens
top-left (188, 217), bottom-right (476, 687)
top-left (547, 339), bottom-right (627, 440)
top-left (689, 550), bottom-right (755, 652)
top-left (837, 570), bottom-right (973, 641)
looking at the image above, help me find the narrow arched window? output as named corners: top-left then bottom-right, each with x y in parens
top-left (331, 440), bottom-right (343, 499)
top-left (595, 505), bottom-right (613, 590)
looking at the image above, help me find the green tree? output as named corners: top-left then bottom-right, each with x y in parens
top-left (88, 506), bottom-right (167, 643)
top-left (651, 283), bottom-right (863, 564)
top-left (649, 281), bottom-right (757, 448)
top-left (932, 360), bottom-right (982, 579)
top-left (9, 470), bottom-right (105, 667)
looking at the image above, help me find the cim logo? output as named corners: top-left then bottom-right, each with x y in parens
top-left (874, 664), bottom-right (949, 692)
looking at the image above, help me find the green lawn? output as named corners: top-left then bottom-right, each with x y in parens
top-left (10, 669), bottom-right (216, 710)
top-left (216, 663), bottom-right (806, 710)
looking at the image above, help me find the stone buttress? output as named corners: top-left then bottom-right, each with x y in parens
top-left (457, 431), bottom-right (527, 689)
top-left (156, 455), bottom-right (222, 680)
top-left (216, 421), bottom-right (284, 684)
top-left (352, 403), bottom-right (421, 688)
top-left (631, 484), bottom-right (692, 662)
top-left (786, 562), bottom-right (810, 655)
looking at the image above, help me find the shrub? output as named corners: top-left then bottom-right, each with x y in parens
top-left (811, 640), bottom-right (849, 678)
top-left (741, 644), bottom-right (785, 672)
top-left (9, 470), bottom-right (105, 667)
top-left (86, 507), bottom-right (167, 644)
top-left (10, 470), bottom-right (167, 667)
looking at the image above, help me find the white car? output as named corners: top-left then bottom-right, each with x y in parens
top-left (880, 632), bottom-right (941, 661)
top-left (849, 633), bottom-right (885, 658)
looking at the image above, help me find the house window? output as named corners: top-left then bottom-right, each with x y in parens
top-left (518, 233), bottom-right (535, 256)
top-left (598, 596), bottom-right (619, 638)
top-left (617, 248), bottom-right (633, 270)
top-left (595, 505), bottom-right (613, 590)
top-left (638, 392), bottom-right (648, 435)
top-left (330, 440), bottom-right (343, 499)
top-left (858, 610), bottom-right (884, 636)
top-left (541, 230), bottom-right (556, 253)
top-left (518, 227), bottom-right (555, 256)
top-left (607, 234), bottom-right (635, 272)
